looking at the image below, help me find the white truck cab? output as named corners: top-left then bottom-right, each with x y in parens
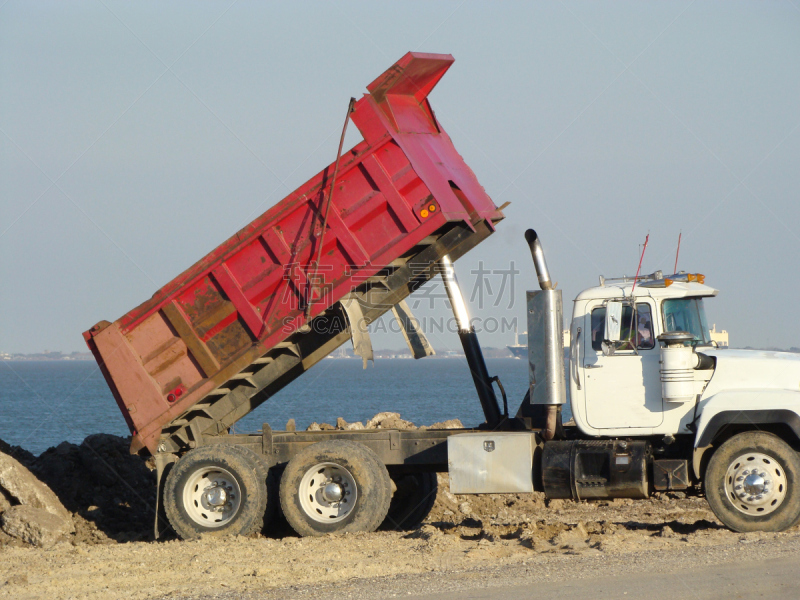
top-left (568, 272), bottom-right (800, 473)
top-left (570, 274), bottom-right (718, 438)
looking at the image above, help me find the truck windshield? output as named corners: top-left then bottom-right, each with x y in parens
top-left (662, 298), bottom-right (711, 344)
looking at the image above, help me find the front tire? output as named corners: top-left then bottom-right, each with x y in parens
top-left (164, 444), bottom-right (269, 540)
top-left (705, 431), bottom-right (800, 532)
top-left (279, 440), bottom-right (391, 537)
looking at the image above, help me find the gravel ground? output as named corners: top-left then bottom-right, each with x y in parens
top-left (2, 473), bottom-right (800, 600)
top-left (216, 535), bottom-right (800, 600)
top-left (3, 430), bottom-right (800, 599)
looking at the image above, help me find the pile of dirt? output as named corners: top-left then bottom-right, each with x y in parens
top-left (0, 445), bottom-right (75, 547)
top-left (31, 434), bottom-right (157, 543)
top-left (420, 470), bottom-right (732, 556)
top-left (0, 434), bottom-right (156, 547)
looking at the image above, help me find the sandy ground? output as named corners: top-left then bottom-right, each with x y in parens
top-left (3, 472), bottom-right (800, 600)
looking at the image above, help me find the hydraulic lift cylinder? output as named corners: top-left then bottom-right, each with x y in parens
top-left (440, 255), bottom-right (503, 427)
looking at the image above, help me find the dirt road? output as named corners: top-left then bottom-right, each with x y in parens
top-left (222, 537), bottom-right (800, 600)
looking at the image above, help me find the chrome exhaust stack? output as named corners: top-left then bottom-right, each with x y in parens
top-left (522, 229), bottom-right (565, 440)
top-left (525, 229), bottom-right (554, 291)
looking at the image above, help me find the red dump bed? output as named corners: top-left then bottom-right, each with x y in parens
top-left (84, 53), bottom-right (503, 455)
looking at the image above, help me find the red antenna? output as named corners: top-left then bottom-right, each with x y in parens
top-left (630, 233), bottom-right (649, 296)
top-left (625, 234), bottom-right (649, 346)
top-left (674, 231), bottom-right (682, 274)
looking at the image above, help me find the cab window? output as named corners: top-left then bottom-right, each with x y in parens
top-left (662, 298), bottom-right (710, 344)
top-left (591, 303), bottom-right (655, 351)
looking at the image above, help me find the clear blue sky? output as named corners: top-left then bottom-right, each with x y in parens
top-left (2, 1), bottom-right (799, 354)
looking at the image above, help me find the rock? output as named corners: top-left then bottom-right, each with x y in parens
top-left (306, 422), bottom-right (322, 431)
top-left (0, 491), bottom-right (11, 513)
top-left (421, 419), bottom-right (464, 430)
top-left (335, 418), bottom-right (364, 430)
top-left (0, 451), bottom-right (74, 528)
top-left (552, 523), bottom-right (589, 549)
top-left (659, 525), bottom-right (677, 538)
top-left (366, 412), bottom-right (415, 430)
top-left (458, 502), bottom-right (472, 515)
top-left (1, 505), bottom-right (73, 548)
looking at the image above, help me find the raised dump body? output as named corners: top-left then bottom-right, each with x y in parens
top-left (84, 52), bottom-right (504, 456)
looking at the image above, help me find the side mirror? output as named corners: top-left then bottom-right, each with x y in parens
top-left (605, 301), bottom-right (623, 343)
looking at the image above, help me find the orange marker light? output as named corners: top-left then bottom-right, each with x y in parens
top-left (428, 204), bottom-right (436, 212)
top-left (687, 274), bottom-right (697, 282)
top-left (696, 274), bottom-right (705, 284)
top-left (665, 278), bottom-right (673, 287)
top-left (420, 209), bottom-right (429, 218)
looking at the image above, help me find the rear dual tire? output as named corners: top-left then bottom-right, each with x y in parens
top-left (164, 444), bottom-right (273, 540)
top-left (279, 440), bottom-right (392, 537)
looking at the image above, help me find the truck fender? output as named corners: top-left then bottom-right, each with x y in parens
top-left (692, 400), bottom-right (800, 479)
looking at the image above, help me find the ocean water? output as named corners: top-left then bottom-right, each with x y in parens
top-left (0, 358), bottom-right (570, 456)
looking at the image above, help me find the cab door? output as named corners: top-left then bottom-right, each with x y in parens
top-left (582, 300), bottom-right (663, 429)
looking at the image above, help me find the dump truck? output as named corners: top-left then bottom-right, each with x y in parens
top-left (85, 52), bottom-right (800, 540)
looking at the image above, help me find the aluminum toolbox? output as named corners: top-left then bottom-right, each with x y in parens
top-left (448, 432), bottom-right (540, 494)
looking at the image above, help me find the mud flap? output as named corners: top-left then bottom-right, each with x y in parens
top-left (391, 299), bottom-right (435, 359)
top-left (153, 452), bottom-right (178, 539)
top-left (341, 295), bottom-right (374, 368)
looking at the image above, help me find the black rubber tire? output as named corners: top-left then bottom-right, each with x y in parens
top-left (279, 440), bottom-right (391, 537)
top-left (261, 468), bottom-right (279, 533)
top-left (705, 431), bottom-right (800, 532)
top-left (381, 471), bottom-right (438, 531)
top-left (164, 444), bottom-right (268, 540)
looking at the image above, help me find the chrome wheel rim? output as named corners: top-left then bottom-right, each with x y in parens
top-left (725, 451), bottom-right (787, 516)
top-left (183, 466), bottom-right (242, 527)
top-left (298, 462), bottom-right (357, 523)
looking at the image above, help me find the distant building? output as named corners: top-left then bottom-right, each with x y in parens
top-left (710, 324), bottom-right (729, 347)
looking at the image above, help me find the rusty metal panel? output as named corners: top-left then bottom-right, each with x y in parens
top-left (84, 52), bottom-right (504, 455)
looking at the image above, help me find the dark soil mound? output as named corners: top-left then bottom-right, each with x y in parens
top-left (30, 434), bottom-right (156, 543)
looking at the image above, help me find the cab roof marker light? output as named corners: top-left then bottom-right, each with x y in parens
top-left (665, 278), bottom-right (673, 287)
top-left (696, 274), bottom-right (705, 284)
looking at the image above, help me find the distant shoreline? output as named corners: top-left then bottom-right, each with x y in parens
top-left (0, 352), bottom-right (94, 362)
top-left (1, 358), bottom-right (95, 362)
